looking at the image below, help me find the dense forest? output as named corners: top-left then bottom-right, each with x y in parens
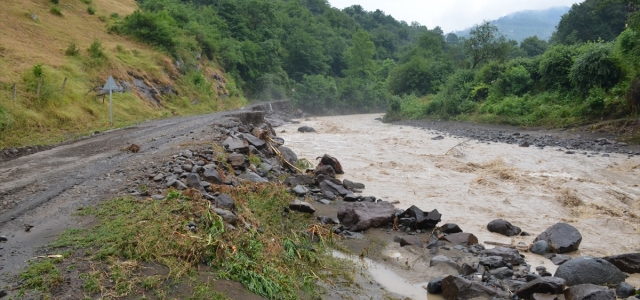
top-left (111, 0), bottom-right (640, 126)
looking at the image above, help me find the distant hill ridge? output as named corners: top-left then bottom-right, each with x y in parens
top-left (454, 6), bottom-right (571, 42)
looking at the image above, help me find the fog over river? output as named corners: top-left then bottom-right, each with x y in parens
top-left (278, 113), bottom-right (640, 296)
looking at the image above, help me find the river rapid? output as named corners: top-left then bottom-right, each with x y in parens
top-left (278, 113), bottom-right (640, 296)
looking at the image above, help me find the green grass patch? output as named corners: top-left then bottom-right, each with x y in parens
top-left (23, 185), bottom-right (350, 299)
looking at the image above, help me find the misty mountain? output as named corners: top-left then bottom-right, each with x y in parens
top-left (454, 6), bottom-right (570, 42)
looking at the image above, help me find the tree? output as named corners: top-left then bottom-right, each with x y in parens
top-left (539, 44), bottom-right (578, 90)
top-left (343, 29), bottom-right (376, 78)
top-left (551, 0), bottom-right (626, 44)
top-left (445, 33), bottom-right (459, 45)
top-left (569, 42), bottom-right (622, 92)
top-left (520, 36), bottom-right (548, 57)
top-left (464, 21), bottom-right (509, 69)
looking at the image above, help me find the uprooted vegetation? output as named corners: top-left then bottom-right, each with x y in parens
top-left (18, 186), bottom-right (351, 299)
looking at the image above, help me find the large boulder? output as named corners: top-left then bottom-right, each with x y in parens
top-left (202, 165), bottom-right (223, 184)
top-left (564, 284), bottom-right (615, 300)
top-left (441, 223), bottom-right (463, 234)
top-left (337, 202), bottom-right (395, 232)
top-left (427, 278), bottom-right (444, 294)
top-left (602, 253), bottom-right (640, 274)
top-left (240, 133), bottom-right (266, 148)
top-left (227, 153), bottom-right (248, 169)
top-left (215, 194), bottom-right (235, 210)
top-left (398, 205), bottom-right (442, 229)
top-left (534, 223), bottom-right (582, 254)
top-left (289, 200), bottom-right (316, 214)
top-left (481, 247), bottom-right (526, 265)
top-left (487, 219), bottom-right (522, 237)
top-left (277, 146), bottom-right (297, 166)
top-left (444, 233), bottom-right (478, 246)
top-left (283, 175), bottom-right (314, 187)
top-left (516, 277), bottom-right (567, 299)
top-left (441, 275), bottom-right (509, 300)
top-left (554, 256), bottom-right (625, 286)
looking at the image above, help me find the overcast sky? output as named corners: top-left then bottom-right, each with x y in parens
top-left (327, 0), bottom-right (584, 33)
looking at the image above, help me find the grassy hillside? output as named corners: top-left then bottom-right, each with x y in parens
top-left (0, 0), bottom-right (244, 148)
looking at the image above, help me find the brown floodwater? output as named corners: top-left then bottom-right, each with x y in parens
top-left (279, 114), bottom-right (640, 299)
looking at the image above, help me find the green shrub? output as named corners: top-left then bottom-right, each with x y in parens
top-left (50, 6), bottom-right (62, 16)
top-left (570, 42), bottom-right (621, 93)
top-left (80, 0), bottom-right (92, 4)
top-left (115, 10), bottom-right (180, 53)
top-left (87, 5), bottom-right (96, 15)
top-left (495, 65), bottom-right (532, 96)
top-left (539, 44), bottom-right (578, 90)
top-left (87, 39), bottom-right (104, 59)
top-left (65, 40), bottom-right (80, 56)
top-left (426, 69), bottom-right (476, 118)
top-left (476, 61), bottom-right (504, 85)
top-left (50, 0), bottom-right (59, 4)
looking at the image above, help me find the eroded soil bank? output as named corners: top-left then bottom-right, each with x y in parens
top-left (279, 113), bottom-right (640, 296)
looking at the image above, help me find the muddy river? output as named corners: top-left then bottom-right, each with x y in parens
top-left (278, 114), bottom-right (640, 299)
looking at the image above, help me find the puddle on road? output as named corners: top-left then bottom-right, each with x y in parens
top-left (280, 114), bottom-right (640, 288)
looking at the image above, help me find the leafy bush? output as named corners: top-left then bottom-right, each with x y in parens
top-left (50, 0), bottom-right (59, 4)
top-left (539, 44), bottom-right (577, 90)
top-left (50, 6), bottom-right (62, 16)
top-left (87, 39), bottom-right (104, 59)
top-left (87, 5), bottom-right (96, 15)
top-left (425, 69), bottom-right (476, 118)
top-left (65, 40), bottom-right (80, 56)
top-left (115, 11), bottom-right (180, 53)
top-left (476, 61), bottom-right (504, 85)
top-left (495, 65), bottom-right (532, 96)
top-left (569, 42), bottom-right (621, 93)
top-left (388, 56), bottom-right (454, 96)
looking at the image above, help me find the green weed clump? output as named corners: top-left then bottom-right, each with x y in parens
top-left (22, 185), bottom-right (348, 299)
top-left (49, 5), bottom-right (62, 16)
top-left (87, 5), bottom-right (96, 15)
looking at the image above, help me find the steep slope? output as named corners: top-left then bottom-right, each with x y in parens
top-left (454, 6), bottom-right (570, 42)
top-left (0, 0), bottom-right (242, 148)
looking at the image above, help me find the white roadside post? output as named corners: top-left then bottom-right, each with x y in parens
top-left (102, 76), bottom-right (120, 126)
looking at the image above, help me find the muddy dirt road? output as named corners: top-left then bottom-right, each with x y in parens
top-left (0, 104), bottom-right (276, 287)
top-left (279, 114), bottom-right (640, 295)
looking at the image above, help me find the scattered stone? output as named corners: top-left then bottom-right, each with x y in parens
top-left (616, 282), bottom-right (636, 298)
top-left (292, 185), bottom-right (308, 195)
top-left (432, 136), bottom-right (444, 140)
top-left (167, 180), bottom-right (187, 190)
top-left (603, 253), bottom-right (640, 274)
top-left (516, 277), bottom-right (567, 299)
top-left (278, 146), bottom-right (298, 165)
top-left (340, 231), bottom-right (364, 239)
top-left (316, 216), bottom-right (338, 225)
top-left (337, 201), bottom-right (395, 232)
top-left (534, 223), bottom-right (582, 254)
top-left (151, 194), bottom-right (165, 200)
top-left (153, 173), bottom-right (164, 182)
top-left (202, 165), bottom-right (223, 184)
top-left (441, 275), bottom-right (508, 300)
top-left (238, 172), bottom-right (268, 183)
top-left (214, 194), bottom-right (235, 210)
top-left (283, 175), bottom-right (314, 186)
top-left (228, 153), bottom-right (248, 169)
top-left (212, 208), bottom-right (238, 225)
top-left (487, 219), bottom-right (522, 236)
top-left (481, 247), bottom-right (526, 265)
top-left (298, 126), bottom-right (316, 133)
top-left (343, 179), bottom-right (365, 190)
top-left (0, 236), bottom-right (7, 242)
top-left (427, 278), bottom-right (444, 294)
top-left (395, 236), bottom-right (423, 247)
top-left (186, 173), bottom-right (205, 192)
top-left (479, 256), bottom-right (506, 269)
top-left (314, 165), bottom-right (336, 178)
top-left (531, 240), bottom-right (552, 255)
top-left (240, 133), bottom-right (266, 148)
top-left (289, 200), bottom-right (316, 214)
top-left (398, 205), bottom-right (442, 229)
top-left (441, 223), bottom-right (462, 234)
top-left (564, 284), bottom-right (615, 300)
top-left (550, 254), bottom-right (572, 265)
top-left (222, 137), bottom-right (249, 153)
top-left (554, 256), bottom-right (625, 286)
top-left (443, 232), bottom-right (478, 246)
